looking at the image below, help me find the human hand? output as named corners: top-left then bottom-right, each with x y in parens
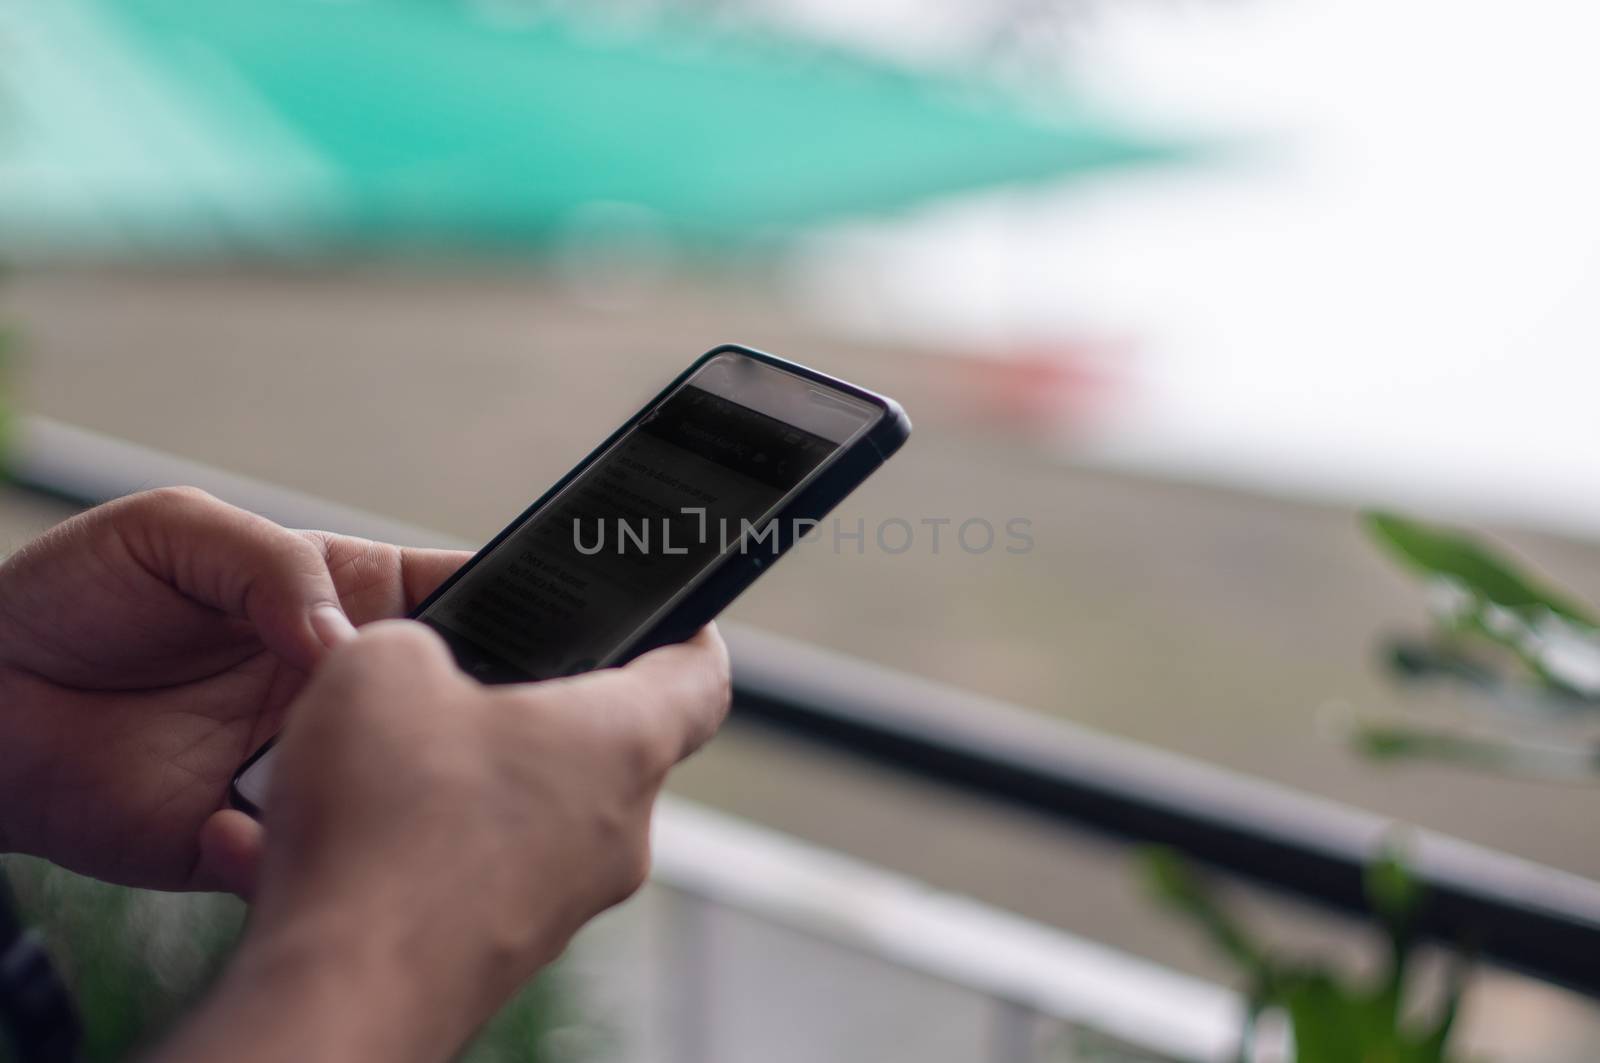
top-left (157, 620), bottom-right (729, 1063)
top-left (0, 487), bottom-right (469, 892)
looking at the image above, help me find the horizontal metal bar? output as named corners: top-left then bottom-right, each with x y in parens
top-left (14, 414), bottom-right (1600, 997)
top-left (724, 625), bottom-right (1600, 996)
top-left (652, 799), bottom-right (1241, 1061)
top-left (11, 418), bottom-right (457, 550)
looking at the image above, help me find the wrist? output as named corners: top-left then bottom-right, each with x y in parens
top-left (248, 864), bottom-right (570, 1027)
top-left (263, 906), bottom-right (487, 1062)
top-left (162, 901), bottom-right (500, 1063)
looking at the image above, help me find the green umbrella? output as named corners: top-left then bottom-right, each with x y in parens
top-left (0, 0), bottom-right (1180, 256)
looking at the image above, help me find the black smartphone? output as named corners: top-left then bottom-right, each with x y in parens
top-left (231, 344), bottom-right (910, 814)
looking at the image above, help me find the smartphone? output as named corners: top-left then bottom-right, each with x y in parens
top-left (231, 344), bottom-right (910, 815)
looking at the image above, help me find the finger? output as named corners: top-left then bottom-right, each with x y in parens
top-left (561, 625), bottom-right (731, 764)
top-left (299, 532), bottom-right (471, 624)
top-left (114, 487), bottom-right (357, 670)
top-left (400, 547), bottom-right (472, 611)
top-left (192, 809), bottom-right (264, 899)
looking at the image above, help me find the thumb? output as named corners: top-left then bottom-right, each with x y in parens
top-left (193, 809), bottom-right (264, 899)
top-left (114, 487), bottom-right (357, 669)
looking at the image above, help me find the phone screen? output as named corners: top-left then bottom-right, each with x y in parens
top-left (421, 361), bottom-right (873, 681)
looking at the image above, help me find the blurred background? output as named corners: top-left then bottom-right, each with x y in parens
top-left (4, 1), bottom-right (1600, 1061)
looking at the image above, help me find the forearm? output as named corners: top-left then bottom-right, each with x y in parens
top-left (146, 908), bottom-right (494, 1063)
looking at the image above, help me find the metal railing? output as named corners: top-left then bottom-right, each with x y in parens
top-left (724, 626), bottom-right (1600, 996)
top-left (647, 800), bottom-right (1241, 1062)
top-left (13, 413), bottom-right (1600, 1057)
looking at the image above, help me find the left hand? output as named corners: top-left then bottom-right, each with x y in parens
top-left (0, 487), bottom-right (469, 895)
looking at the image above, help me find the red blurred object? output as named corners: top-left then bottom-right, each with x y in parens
top-left (940, 339), bottom-right (1128, 438)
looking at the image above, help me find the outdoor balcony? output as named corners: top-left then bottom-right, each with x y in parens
top-left (4, 5), bottom-right (1600, 1062)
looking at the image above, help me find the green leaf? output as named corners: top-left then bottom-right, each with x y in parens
top-left (1363, 512), bottom-right (1596, 626)
top-left (1279, 967), bottom-right (1466, 1063)
top-left (1365, 849), bottom-right (1423, 929)
top-left (1278, 973), bottom-right (1368, 1063)
top-left (1382, 638), bottom-right (1498, 687)
top-left (1140, 848), bottom-right (1274, 994)
top-left (1144, 845), bottom-right (1474, 1063)
top-left (1415, 949), bottom-right (1471, 1061)
top-left (1350, 719), bottom-right (1600, 780)
top-left (1350, 723), bottom-right (1512, 769)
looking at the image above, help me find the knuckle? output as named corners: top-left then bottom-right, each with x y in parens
top-left (134, 484), bottom-right (218, 514)
top-left (707, 652), bottom-right (732, 719)
top-left (619, 729), bottom-right (670, 786)
top-left (697, 647), bottom-right (732, 711)
top-left (614, 692), bottom-right (676, 778)
top-left (703, 624), bottom-right (732, 675)
top-left (283, 527), bottom-right (331, 564)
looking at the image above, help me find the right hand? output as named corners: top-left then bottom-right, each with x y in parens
top-left (226, 620), bottom-right (730, 1061)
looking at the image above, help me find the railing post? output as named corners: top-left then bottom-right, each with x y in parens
top-left (989, 998), bottom-right (1039, 1063)
top-left (661, 887), bottom-right (716, 1063)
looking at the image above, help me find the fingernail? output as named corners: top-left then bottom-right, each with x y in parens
top-left (310, 603), bottom-right (358, 650)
